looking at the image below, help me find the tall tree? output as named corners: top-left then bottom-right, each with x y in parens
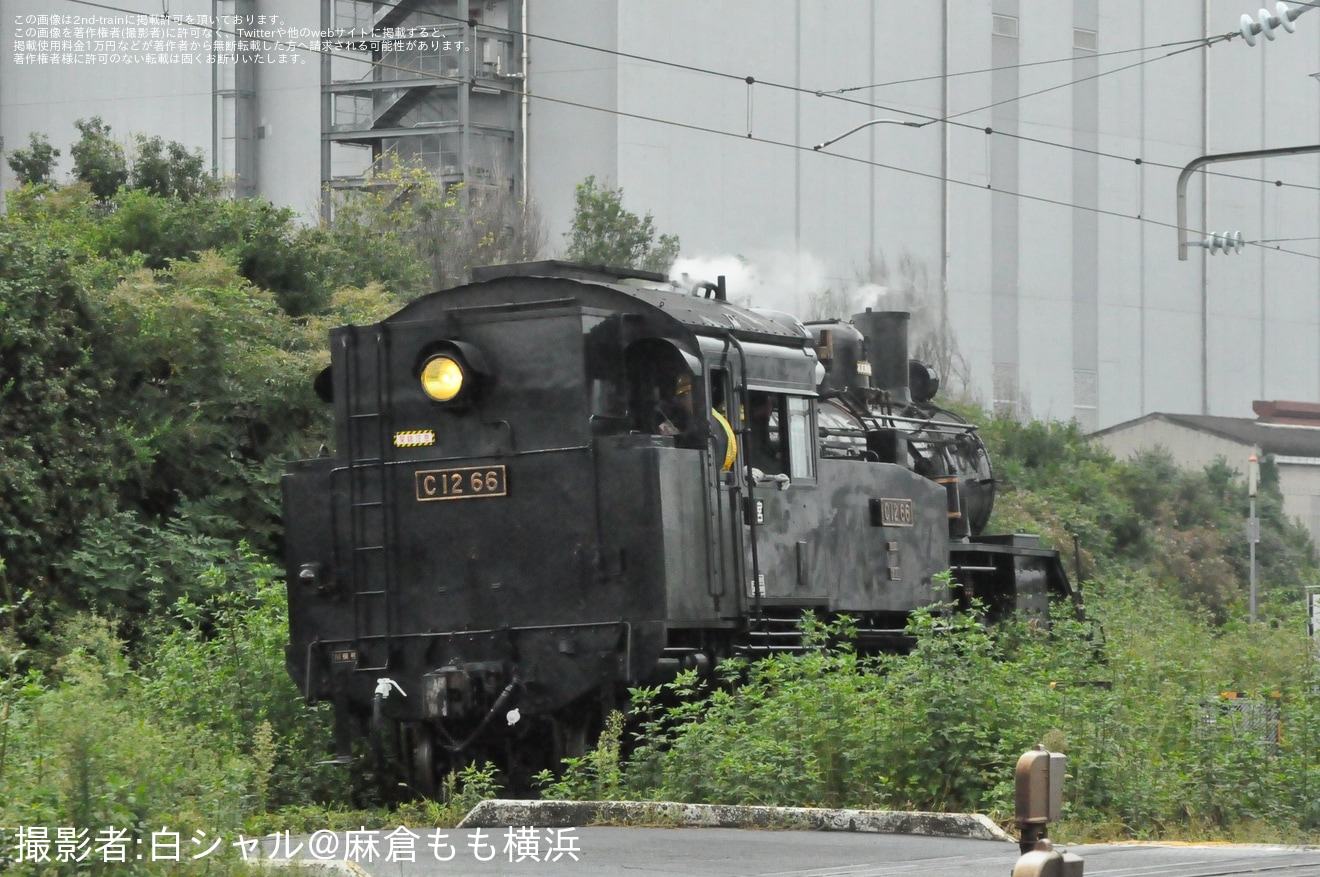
top-left (5, 133), bottom-right (60, 186)
top-left (0, 164), bottom-right (401, 640)
top-left (0, 217), bottom-right (124, 635)
top-left (322, 161), bottom-right (545, 298)
top-left (564, 175), bottom-right (680, 274)
top-left (70, 117), bottom-right (128, 200)
top-left (129, 135), bottom-right (214, 202)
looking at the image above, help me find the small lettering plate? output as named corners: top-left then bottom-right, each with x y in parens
top-left (879, 497), bottom-right (913, 527)
top-left (416, 465), bottom-right (508, 501)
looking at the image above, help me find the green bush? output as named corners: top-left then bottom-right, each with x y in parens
top-left (139, 551), bottom-right (347, 810)
top-left (982, 416), bottom-right (1318, 619)
top-left (542, 587), bottom-right (1320, 840)
top-left (0, 618), bottom-right (252, 871)
top-left (0, 558), bottom-right (353, 875)
top-left (548, 610), bottom-right (1074, 813)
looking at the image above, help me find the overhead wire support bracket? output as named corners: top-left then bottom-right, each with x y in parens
top-left (812, 118), bottom-right (931, 151)
top-left (1176, 144), bottom-right (1320, 260)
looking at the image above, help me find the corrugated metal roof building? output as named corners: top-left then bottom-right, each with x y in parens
top-left (1093, 401), bottom-right (1320, 541)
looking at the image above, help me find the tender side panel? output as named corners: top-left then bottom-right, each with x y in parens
top-left (748, 459), bottom-right (949, 612)
top-left (595, 435), bottom-right (711, 630)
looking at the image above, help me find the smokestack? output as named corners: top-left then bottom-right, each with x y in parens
top-left (851, 309), bottom-right (911, 406)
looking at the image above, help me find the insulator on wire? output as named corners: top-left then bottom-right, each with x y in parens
top-left (1241, 2), bottom-right (1302, 46)
top-left (1200, 231), bottom-right (1245, 255)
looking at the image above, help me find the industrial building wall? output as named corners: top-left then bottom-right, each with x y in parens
top-left (0, 0), bottom-right (216, 197)
top-left (526, 0), bottom-right (1320, 430)
top-left (525, 0), bottom-right (619, 253)
top-left (249, 0), bottom-right (321, 215)
top-left (0, 0), bottom-right (320, 209)
top-left (1278, 461), bottom-right (1320, 543)
top-left (4, 0), bottom-right (1320, 431)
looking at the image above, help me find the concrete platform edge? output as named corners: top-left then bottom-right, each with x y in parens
top-left (457, 800), bottom-right (1013, 842)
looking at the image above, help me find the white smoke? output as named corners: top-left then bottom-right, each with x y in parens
top-left (671, 250), bottom-right (834, 316)
top-left (851, 283), bottom-right (890, 313)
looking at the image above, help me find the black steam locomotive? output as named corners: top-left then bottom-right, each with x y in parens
top-left (282, 261), bottom-right (1074, 790)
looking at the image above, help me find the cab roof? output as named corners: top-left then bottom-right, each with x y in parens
top-left (463, 261), bottom-right (813, 346)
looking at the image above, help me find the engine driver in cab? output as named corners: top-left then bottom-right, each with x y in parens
top-left (653, 371), bottom-right (736, 473)
top-left (655, 373), bottom-right (693, 437)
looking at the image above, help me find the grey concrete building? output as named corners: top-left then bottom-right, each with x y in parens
top-left (3, 1), bottom-right (1320, 431)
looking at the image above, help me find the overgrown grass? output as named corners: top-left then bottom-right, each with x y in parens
top-left (544, 591), bottom-right (1319, 842)
top-left (0, 555), bottom-right (346, 876)
top-left (0, 549), bottom-right (504, 875)
top-left (981, 417), bottom-right (1319, 619)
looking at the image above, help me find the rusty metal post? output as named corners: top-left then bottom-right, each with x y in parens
top-left (1012, 840), bottom-right (1085, 877)
top-left (1014, 747), bottom-right (1083, 874)
top-left (1014, 746), bottom-right (1064, 854)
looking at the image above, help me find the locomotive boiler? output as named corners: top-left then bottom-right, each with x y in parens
top-left (282, 261), bottom-right (1075, 791)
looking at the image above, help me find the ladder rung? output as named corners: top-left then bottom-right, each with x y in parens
top-left (347, 346), bottom-right (392, 652)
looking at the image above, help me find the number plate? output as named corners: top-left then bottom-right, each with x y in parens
top-left (416, 465), bottom-right (508, 501)
top-left (879, 497), bottom-right (913, 527)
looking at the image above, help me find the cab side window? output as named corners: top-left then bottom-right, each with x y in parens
top-left (746, 392), bottom-right (784, 475)
top-left (746, 392), bottom-right (815, 480)
top-left (786, 396), bottom-right (814, 479)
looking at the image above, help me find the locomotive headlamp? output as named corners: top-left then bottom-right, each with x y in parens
top-left (420, 355), bottom-right (465, 402)
top-left (415, 340), bottom-right (491, 407)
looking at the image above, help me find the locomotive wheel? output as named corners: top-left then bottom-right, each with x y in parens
top-left (409, 726), bottom-right (438, 799)
top-left (550, 687), bottom-right (624, 765)
top-left (553, 713), bottom-right (590, 763)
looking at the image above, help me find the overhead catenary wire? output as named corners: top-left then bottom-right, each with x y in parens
top-left (824, 35), bottom-right (1224, 94)
top-left (801, 37), bottom-right (1320, 193)
top-left (941, 36), bottom-right (1231, 121)
top-left (49, 0), bottom-right (1320, 261)
top-left (360, 0), bottom-right (1317, 192)
top-left (366, 0), bottom-right (1219, 119)
top-left (119, 0), bottom-right (1320, 194)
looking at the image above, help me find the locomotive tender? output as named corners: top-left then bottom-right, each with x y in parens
top-left (282, 261), bottom-right (1074, 788)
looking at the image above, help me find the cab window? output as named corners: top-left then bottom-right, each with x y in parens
top-left (745, 392), bottom-right (784, 475)
top-left (745, 392), bottom-right (816, 480)
top-left (786, 396), bottom-right (814, 479)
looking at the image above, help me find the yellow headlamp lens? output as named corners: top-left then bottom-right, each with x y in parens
top-left (420, 355), bottom-right (464, 402)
